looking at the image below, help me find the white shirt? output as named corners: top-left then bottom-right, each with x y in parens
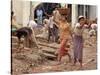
top-left (43, 19), bottom-right (49, 25)
top-left (53, 10), bottom-right (61, 21)
top-left (36, 9), bottom-right (43, 16)
top-left (48, 16), bottom-right (54, 28)
top-left (91, 23), bottom-right (97, 30)
top-left (43, 19), bottom-right (49, 28)
top-left (28, 20), bottom-right (37, 28)
top-left (74, 23), bottom-right (84, 36)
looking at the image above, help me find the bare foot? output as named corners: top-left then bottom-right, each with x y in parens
top-left (80, 64), bottom-right (83, 68)
top-left (78, 65), bottom-right (83, 70)
top-left (71, 63), bottom-right (76, 66)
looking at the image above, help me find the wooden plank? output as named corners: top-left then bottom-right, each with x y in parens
top-left (42, 52), bottom-right (56, 58)
top-left (38, 42), bottom-right (59, 49)
top-left (42, 49), bottom-right (56, 54)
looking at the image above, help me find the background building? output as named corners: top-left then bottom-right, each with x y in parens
top-left (72, 4), bottom-right (97, 27)
top-left (12, 0), bottom-right (97, 27)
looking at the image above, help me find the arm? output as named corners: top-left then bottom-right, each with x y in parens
top-left (53, 15), bottom-right (60, 28)
top-left (12, 19), bottom-right (21, 29)
top-left (68, 23), bottom-right (73, 39)
top-left (75, 23), bottom-right (83, 29)
top-left (44, 12), bottom-right (51, 17)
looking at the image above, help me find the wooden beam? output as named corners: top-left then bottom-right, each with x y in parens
top-left (38, 42), bottom-right (58, 49)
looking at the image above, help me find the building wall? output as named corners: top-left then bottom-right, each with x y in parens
top-left (12, 1), bottom-right (97, 27)
top-left (12, 0), bottom-right (30, 26)
top-left (12, 0), bottom-right (23, 25)
top-left (31, 2), bottom-right (42, 20)
top-left (22, 1), bottom-right (30, 26)
top-left (71, 5), bottom-right (97, 27)
top-left (72, 4), bottom-right (78, 27)
top-left (89, 6), bottom-right (97, 20)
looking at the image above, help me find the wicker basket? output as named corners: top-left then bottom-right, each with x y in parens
top-left (57, 8), bottom-right (70, 15)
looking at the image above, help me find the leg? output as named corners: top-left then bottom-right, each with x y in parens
top-left (31, 34), bottom-right (39, 48)
top-left (67, 52), bottom-right (71, 62)
top-left (79, 59), bottom-right (83, 68)
top-left (56, 50), bottom-right (63, 65)
top-left (78, 36), bottom-right (83, 68)
top-left (40, 15), bottom-right (42, 25)
top-left (51, 28), bottom-right (55, 42)
top-left (54, 27), bottom-right (59, 42)
top-left (17, 38), bottom-right (24, 52)
top-left (71, 57), bottom-right (77, 66)
top-left (31, 28), bottom-right (40, 48)
top-left (48, 33), bottom-right (50, 42)
top-left (78, 51), bottom-right (83, 68)
top-left (19, 38), bottom-right (24, 49)
top-left (48, 28), bottom-right (51, 42)
top-left (73, 58), bottom-right (77, 65)
top-left (17, 38), bottom-right (21, 50)
top-left (72, 35), bottom-right (79, 65)
top-left (37, 16), bottom-right (40, 24)
top-left (57, 39), bottom-right (67, 63)
top-left (57, 54), bottom-right (62, 62)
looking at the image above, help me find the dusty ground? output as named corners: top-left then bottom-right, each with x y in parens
top-left (11, 29), bottom-right (97, 75)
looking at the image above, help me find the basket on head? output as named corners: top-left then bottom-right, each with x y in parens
top-left (57, 8), bottom-right (70, 16)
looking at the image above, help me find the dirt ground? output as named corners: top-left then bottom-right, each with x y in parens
top-left (11, 29), bottom-right (97, 75)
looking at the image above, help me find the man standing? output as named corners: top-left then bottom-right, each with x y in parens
top-left (36, 7), bottom-right (43, 25)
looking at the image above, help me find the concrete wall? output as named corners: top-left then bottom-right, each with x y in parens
top-left (12, 1), bottom-right (97, 27)
top-left (71, 5), bottom-right (97, 27)
top-left (89, 6), bottom-right (97, 20)
top-left (31, 2), bottom-right (41, 20)
top-left (22, 1), bottom-right (30, 26)
top-left (72, 4), bottom-right (78, 27)
top-left (12, 0), bottom-right (23, 25)
top-left (12, 0), bottom-right (31, 26)
top-left (12, 0), bottom-right (41, 26)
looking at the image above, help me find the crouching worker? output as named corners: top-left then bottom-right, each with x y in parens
top-left (13, 27), bottom-right (40, 50)
top-left (28, 19), bottom-right (41, 49)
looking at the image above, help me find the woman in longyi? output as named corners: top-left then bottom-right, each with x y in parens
top-left (53, 10), bottom-right (72, 64)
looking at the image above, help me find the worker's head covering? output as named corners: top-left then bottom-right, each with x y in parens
top-left (78, 15), bottom-right (85, 22)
